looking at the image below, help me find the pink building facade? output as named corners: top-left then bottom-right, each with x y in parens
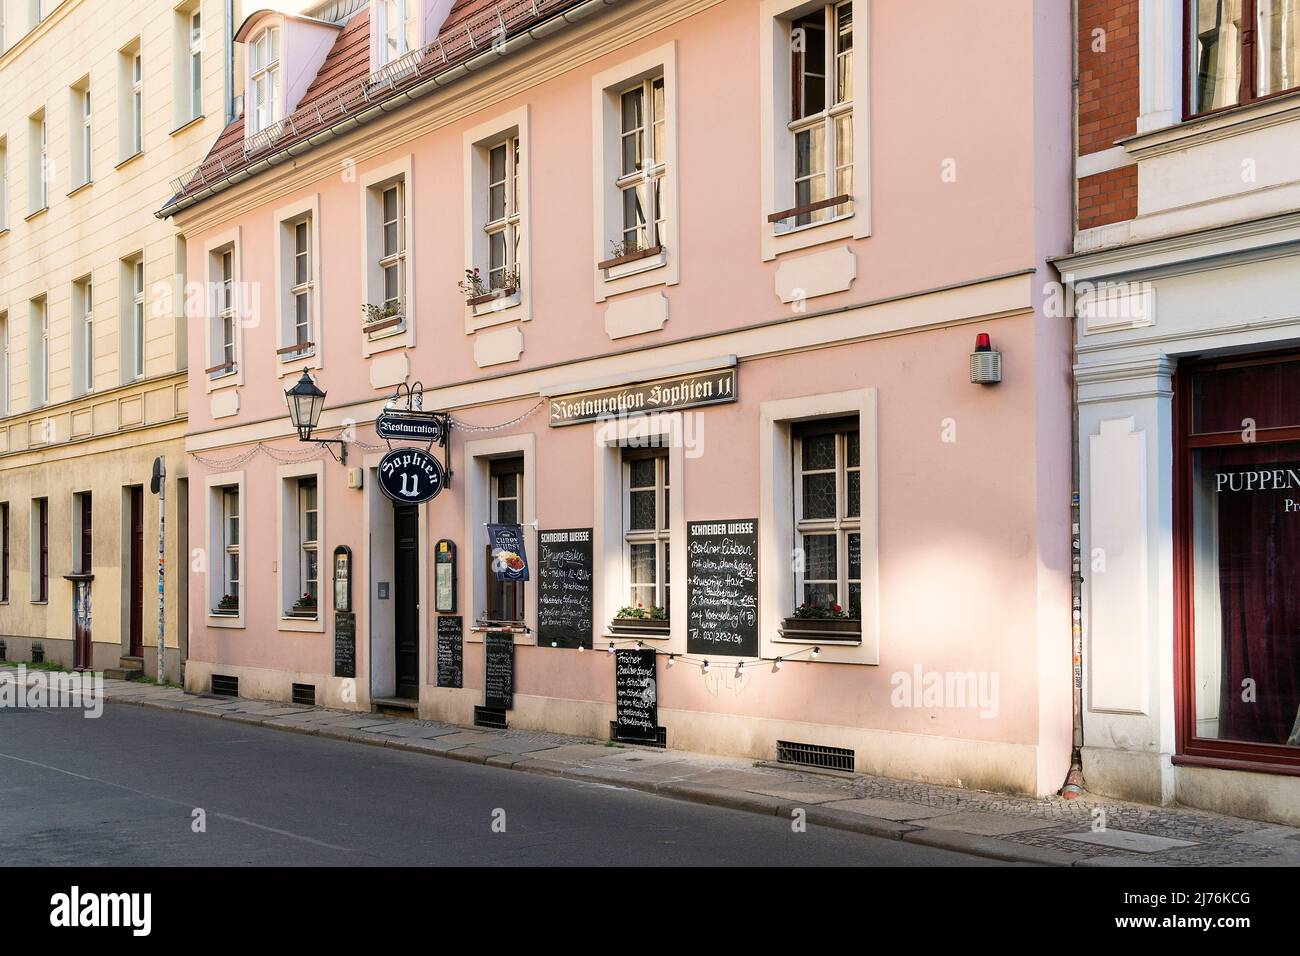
top-left (164, 0), bottom-right (1076, 795)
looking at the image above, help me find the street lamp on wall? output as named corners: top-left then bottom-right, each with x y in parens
top-left (285, 368), bottom-right (348, 464)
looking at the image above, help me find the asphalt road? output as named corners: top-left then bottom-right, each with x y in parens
top-left (0, 702), bottom-right (999, 866)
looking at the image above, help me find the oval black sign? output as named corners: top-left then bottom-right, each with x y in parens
top-left (378, 447), bottom-right (445, 505)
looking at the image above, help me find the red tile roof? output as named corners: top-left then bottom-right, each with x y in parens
top-left (162, 0), bottom-right (593, 215)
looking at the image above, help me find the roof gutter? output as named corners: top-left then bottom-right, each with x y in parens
top-left (158, 0), bottom-right (626, 219)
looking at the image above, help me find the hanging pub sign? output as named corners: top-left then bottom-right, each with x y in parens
top-left (686, 519), bottom-right (759, 657)
top-left (487, 523), bottom-right (530, 582)
top-left (376, 411), bottom-right (448, 446)
top-left (378, 447), bottom-right (445, 505)
top-left (548, 366), bottom-right (737, 427)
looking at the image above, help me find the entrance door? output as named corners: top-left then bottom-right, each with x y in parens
top-left (75, 495), bottom-right (93, 669)
top-left (393, 506), bottom-right (420, 699)
top-left (129, 487), bottom-right (144, 657)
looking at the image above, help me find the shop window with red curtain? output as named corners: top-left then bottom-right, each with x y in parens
top-left (1177, 352), bottom-right (1300, 769)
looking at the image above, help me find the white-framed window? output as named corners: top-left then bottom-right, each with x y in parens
top-left (188, 9), bottom-right (203, 119)
top-left (785, 0), bottom-right (853, 230)
top-left (210, 246), bottom-right (236, 378)
top-left (30, 296), bottom-right (47, 408)
top-left (221, 486), bottom-right (239, 604)
top-left (591, 44), bottom-right (680, 303)
top-left (378, 0), bottom-right (419, 66)
top-left (380, 183), bottom-right (404, 311)
top-left (71, 82), bottom-right (92, 188)
top-left (299, 478), bottom-right (318, 602)
top-left (0, 311), bottom-right (8, 416)
top-left (0, 138), bottom-right (8, 229)
top-left (29, 112), bottom-right (47, 212)
top-left (485, 137), bottom-right (521, 291)
top-left (616, 76), bottom-right (667, 253)
top-left (793, 421), bottom-right (861, 616)
top-left (624, 450), bottom-right (670, 613)
top-left (121, 255), bottom-right (145, 383)
top-left (290, 217), bottom-right (313, 355)
top-left (248, 27), bottom-right (280, 134)
top-left (74, 277), bottom-right (94, 395)
top-left (282, 474), bottom-right (320, 615)
top-left (131, 52), bottom-right (143, 153)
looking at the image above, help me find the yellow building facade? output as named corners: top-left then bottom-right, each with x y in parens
top-left (0, 0), bottom-right (237, 678)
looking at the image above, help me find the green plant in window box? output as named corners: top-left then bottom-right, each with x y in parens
top-left (216, 594), bottom-right (239, 613)
top-left (781, 602), bottom-right (860, 637)
top-left (291, 592), bottom-right (317, 616)
top-left (361, 302), bottom-right (403, 329)
top-left (461, 266), bottom-right (518, 305)
top-left (611, 602), bottom-right (669, 635)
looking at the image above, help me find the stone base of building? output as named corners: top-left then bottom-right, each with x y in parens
top-left (0, 635), bottom-right (183, 681)
top-left (186, 659), bottom-right (1052, 795)
top-left (1082, 746), bottom-right (1300, 826)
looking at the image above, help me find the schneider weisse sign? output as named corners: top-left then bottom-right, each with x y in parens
top-left (548, 367), bottom-right (736, 427)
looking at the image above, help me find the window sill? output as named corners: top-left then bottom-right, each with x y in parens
top-left (772, 210), bottom-right (854, 239)
top-left (170, 114), bottom-right (205, 137)
top-left (775, 618), bottom-right (863, 644)
top-left (31, 601), bottom-right (48, 606)
top-left (24, 207), bottom-right (49, 222)
top-left (1121, 88), bottom-right (1300, 159)
top-left (211, 608), bottom-right (240, 617)
top-left (364, 317), bottom-right (406, 338)
top-left (469, 288), bottom-right (520, 316)
top-left (66, 180), bottom-right (93, 198)
top-left (277, 345), bottom-right (316, 363)
top-left (115, 151), bottom-right (145, 171)
top-left (607, 619), bottom-right (671, 640)
top-left (471, 622), bottom-right (528, 633)
top-left (602, 248), bottom-right (666, 280)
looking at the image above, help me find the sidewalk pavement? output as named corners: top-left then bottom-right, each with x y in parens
top-left (19, 666), bottom-right (1300, 867)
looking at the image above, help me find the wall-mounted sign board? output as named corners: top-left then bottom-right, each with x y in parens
top-left (548, 367), bottom-right (737, 427)
top-left (436, 615), bottom-right (463, 689)
top-left (334, 610), bottom-right (356, 679)
top-left (686, 519), bottom-right (759, 657)
top-left (376, 412), bottom-right (447, 446)
top-left (537, 528), bottom-right (593, 649)
top-left (378, 447), bottom-right (445, 505)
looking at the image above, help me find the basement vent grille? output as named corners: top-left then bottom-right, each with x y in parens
top-left (609, 722), bottom-right (667, 749)
top-left (776, 740), bottom-right (855, 773)
top-left (473, 706), bottom-right (508, 730)
top-left (211, 674), bottom-right (239, 698)
top-left (291, 683), bottom-right (316, 707)
top-left (31, 643), bottom-right (44, 664)
top-left (0, 640), bottom-right (7, 660)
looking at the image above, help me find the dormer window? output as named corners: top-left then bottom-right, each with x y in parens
top-left (378, 0), bottom-right (419, 65)
top-left (249, 27), bottom-right (280, 134)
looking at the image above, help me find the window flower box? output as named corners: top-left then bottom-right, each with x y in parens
top-left (610, 604), bottom-right (670, 638)
top-left (461, 267), bottom-right (520, 315)
top-left (362, 303), bottom-right (404, 338)
top-left (213, 594), bottom-right (239, 616)
top-left (599, 242), bottom-right (666, 280)
top-left (287, 594), bottom-right (317, 619)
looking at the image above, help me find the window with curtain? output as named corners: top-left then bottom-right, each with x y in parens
top-left (1182, 354), bottom-right (1300, 763)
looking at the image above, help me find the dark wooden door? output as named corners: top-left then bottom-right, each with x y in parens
top-left (129, 487), bottom-right (144, 657)
top-left (393, 506), bottom-right (420, 699)
top-left (75, 496), bottom-right (93, 669)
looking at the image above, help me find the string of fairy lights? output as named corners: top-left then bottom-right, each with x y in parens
top-left (563, 638), bottom-right (826, 674)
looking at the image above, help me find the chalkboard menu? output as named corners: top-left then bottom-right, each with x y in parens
top-left (537, 528), bottom-right (594, 649)
top-left (484, 631), bottom-right (515, 709)
top-left (686, 519), bottom-right (759, 657)
top-left (435, 616), bottom-right (463, 689)
top-left (334, 611), bottom-right (356, 678)
top-left (615, 648), bottom-right (658, 743)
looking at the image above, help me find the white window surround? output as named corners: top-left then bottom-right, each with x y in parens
top-left (203, 226), bottom-right (244, 393)
top-left (358, 155), bottom-right (415, 358)
top-left (462, 431), bottom-right (536, 643)
top-left (274, 193), bottom-right (323, 376)
top-left (591, 41), bottom-right (681, 304)
top-left (462, 105), bottom-right (532, 333)
top-left (206, 470), bottom-right (246, 629)
top-left (246, 23), bottom-right (283, 137)
top-left (758, 0), bottom-right (870, 261)
top-left (758, 388), bottom-right (879, 664)
top-left (592, 412), bottom-right (687, 653)
top-left (276, 460), bottom-right (325, 632)
top-left (373, 0), bottom-right (422, 71)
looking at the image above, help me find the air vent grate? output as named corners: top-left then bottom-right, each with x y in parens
top-left (473, 706), bottom-right (508, 730)
top-left (211, 674), bottom-right (239, 697)
top-left (291, 683), bottom-right (316, 706)
top-left (776, 740), bottom-right (855, 772)
top-left (31, 643), bottom-right (44, 664)
top-left (609, 721), bottom-right (667, 749)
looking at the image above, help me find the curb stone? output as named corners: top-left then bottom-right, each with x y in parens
top-left (902, 828), bottom-right (1080, 866)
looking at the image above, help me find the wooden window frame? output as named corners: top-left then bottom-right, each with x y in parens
top-left (623, 449), bottom-right (670, 612)
top-left (222, 486), bottom-right (240, 602)
top-left (483, 457), bottom-right (525, 625)
top-left (793, 423), bottom-right (861, 615)
top-left (1184, 0), bottom-right (1300, 119)
top-left (616, 76), bottom-right (667, 252)
top-left (189, 10), bottom-right (203, 121)
top-left (249, 28), bottom-right (280, 135)
top-left (1173, 349), bottom-right (1300, 774)
top-left (484, 136), bottom-right (521, 291)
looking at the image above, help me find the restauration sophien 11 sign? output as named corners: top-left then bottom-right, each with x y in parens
top-left (548, 367), bottom-right (737, 427)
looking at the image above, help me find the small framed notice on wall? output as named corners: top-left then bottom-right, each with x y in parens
top-left (435, 539), bottom-right (456, 613)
